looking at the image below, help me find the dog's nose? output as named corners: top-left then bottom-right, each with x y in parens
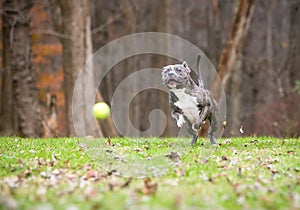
top-left (168, 72), bottom-right (174, 76)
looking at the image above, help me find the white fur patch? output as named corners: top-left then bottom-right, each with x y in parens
top-left (172, 88), bottom-right (199, 123)
top-left (177, 115), bottom-right (185, 127)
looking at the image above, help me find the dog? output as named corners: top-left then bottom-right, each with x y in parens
top-left (161, 56), bottom-right (218, 145)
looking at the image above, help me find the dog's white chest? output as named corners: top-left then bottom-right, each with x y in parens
top-left (172, 88), bottom-right (199, 122)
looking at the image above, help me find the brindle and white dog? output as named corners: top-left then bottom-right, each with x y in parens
top-left (162, 56), bottom-right (218, 145)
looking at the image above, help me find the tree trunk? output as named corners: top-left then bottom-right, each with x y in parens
top-left (49, 0), bottom-right (98, 136)
top-left (0, 3), bottom-right (15, 135)
top-left (226, 54), bottom-right (243, 135)
top-left (211, 0), bottom-right (256, 101)
top-left (1, 0), bottom-right (42, 137)
top-left (157, 0), bottom-right (173, 136)
top-left (289, 1), bottom-right (300, 86)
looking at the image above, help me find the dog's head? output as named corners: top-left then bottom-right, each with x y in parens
top-left (162, 61), bottom-right (191, 89)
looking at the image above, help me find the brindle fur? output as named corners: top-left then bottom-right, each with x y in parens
top-left (162, 59), bottom-right (218, 145)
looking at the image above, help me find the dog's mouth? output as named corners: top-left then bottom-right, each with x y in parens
top-left (162, 72), bottom-right (186, 88)
top-left (168, 79), bottom-right (177, 84)
top-left (166, 79), bottom-right (180, 88)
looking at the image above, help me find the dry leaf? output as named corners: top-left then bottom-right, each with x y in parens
top-left (165, 152), bottom-right (180, 163)
top-left (65, 173), bottom-right (78, 179)
top-left (107, 138), bottom-right (111, 146)
top-left (85, 170), bottom-right (98, 179)
top-left (142, 178), bottom-right (158, 195)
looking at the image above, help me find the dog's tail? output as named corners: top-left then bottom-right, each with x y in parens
top-left (197, 55), bottom-right (205, 88)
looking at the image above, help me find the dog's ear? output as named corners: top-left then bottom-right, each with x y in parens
top-left (182, 61), bottom-right (188, 68)
top-left (182, 61), bottom-right (191, 72)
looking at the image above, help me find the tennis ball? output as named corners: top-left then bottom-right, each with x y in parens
top-left (93, 102), bottom-right (110, 120)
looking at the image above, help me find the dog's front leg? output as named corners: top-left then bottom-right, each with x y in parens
top-left (171, 111), bottom-right (185, 127)
top-left (169, 91), bottom-right (185, 127)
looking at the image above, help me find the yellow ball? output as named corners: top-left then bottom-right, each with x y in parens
top-left (93, 102), bottom-right (110, 120)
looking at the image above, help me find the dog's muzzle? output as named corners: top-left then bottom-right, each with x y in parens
top-left (162, 72), bottom-right (179, 87)
top-left (162, 68), bottom-right (188, 89)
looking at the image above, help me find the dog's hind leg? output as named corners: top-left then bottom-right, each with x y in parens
top-left (208, 112), bottom-right (218, 145)
top-left (193, 106), bottom-right (209, 131)
top-left (186, 121), bottom-right (198, 146)
top-left (191, 134), bottom-right (198, 146)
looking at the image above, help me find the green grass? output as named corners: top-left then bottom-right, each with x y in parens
top-left (0, 137), bottom-right (299, 210)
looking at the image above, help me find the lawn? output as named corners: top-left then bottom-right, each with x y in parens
top-left (0, 137), bottom-right (299, 210)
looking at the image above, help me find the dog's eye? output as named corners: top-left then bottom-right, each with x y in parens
top-left (175, 68), bottom-right (181, 73)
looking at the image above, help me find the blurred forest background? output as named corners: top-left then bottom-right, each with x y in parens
top-left (0, 0), bottom-right (299, 138)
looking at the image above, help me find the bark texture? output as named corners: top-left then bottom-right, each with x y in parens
top-left (1, 0), bottom-right (42, 137)
top-left (211, 0), bottom-right (256, 101)
top-left (49, 0), bottom-right (98, 136)
top-left (0, 2), bottom-right (15, 135)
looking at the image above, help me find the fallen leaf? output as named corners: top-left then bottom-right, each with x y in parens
top-left (230, 159), bottom-right (238, 165)
top-left (142, 178), bottom-right (158, 195)
top-left (65, 173), bottom-right (78, 179)
top-left (224, 139), bottom-right (231, 144)
top-left (165, 152), bottom-right (180, 163)
top-left (41, 171), bottom-right (50, 178)
top-left (168, 142), bottom-right (173, 147)
top-left (121, 178), bottom-right (132, 188)
top-left (251, 139), bottom-right (259, 143)
top-left (38, 158), bottom-right (46, 166)
top-left (114, 155), bottom-right (126, 162)
top-left (29, 149), bottom-right (36, 154)
top-left (82, 163), bottom-right (92, 171)
top-left (107, 138), bottom-right (111, 146)
top-left (174, 168), bottom-right (186, 177)
top-left (52, 153), bottom-right (58, 162)
top-left (107, 169), bottom-right (117, 176)
top-left (78, 143), bottom-right (88, 150)
top-left (208, 177), bottom-right (214, 183)
top-left (134, 148), bottom-right (142, 152)
top-left (85, 170), bottom-right (98, 179)
top-left (222, 156), bottom-right (229, 161)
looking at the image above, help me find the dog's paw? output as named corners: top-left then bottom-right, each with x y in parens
top-left (177, 115), bottom-right (185, 127)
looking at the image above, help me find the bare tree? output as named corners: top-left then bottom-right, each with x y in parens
top-left (288, 1), bottom-right (300, 86)
top-left (211, 0), bottom-right (256, 101)
top-left (1, 0), bottom-right (42, 137)
top-left (0, 0), bottom-right (15, 135)
top-left (49, 0), bottom-right (98, 136)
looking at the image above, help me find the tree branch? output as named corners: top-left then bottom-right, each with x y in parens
top-left (211, 0), bottom-right (256, 101)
